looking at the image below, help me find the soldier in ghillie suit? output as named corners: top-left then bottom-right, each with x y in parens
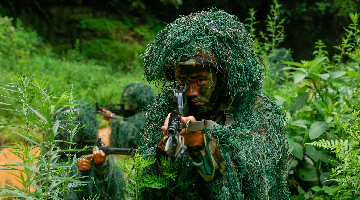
top-left (138, 9), bottom-right (290, 199)
top-left (103, 81), bottom-right (155, 148)
top-left (53, 102), bottom-right (126, 200)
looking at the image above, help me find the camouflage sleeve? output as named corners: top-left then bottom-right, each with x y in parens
top-left (94, 156), bottom-right (109, 178)
top-left (109, 118), bottom-right (125, 147)
top-left (187, 134), bottom-right (226, 181)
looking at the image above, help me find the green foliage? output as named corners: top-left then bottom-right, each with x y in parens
top-left (0, 15), bottom-right (161, 145)
top-left (117, 154), bottom-right (179, 200)
top-left (0, 75), bottom-right (89, 199)
top-left (306, 111), bottom-right (360, 199)
top-left (263, 12), bottom-right (360, 200)
top-left (246, 0), bottom-right (285, 60)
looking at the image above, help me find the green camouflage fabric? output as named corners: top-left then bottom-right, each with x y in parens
top-left (110, 81), bottom-right (155, 148)
top-left (138, 8), bottom-right (290, 199)
top-left (52, 102), bottom-right (126, 200)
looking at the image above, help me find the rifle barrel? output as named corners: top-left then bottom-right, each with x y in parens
top-left (99, 146), bottom-right (133, 155)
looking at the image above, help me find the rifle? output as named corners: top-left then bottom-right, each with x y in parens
top-left (61, 137), bottom-right (133, 158)
top-left (95, 102), bottom-right (136, 119)
top-left (165, 83), bottom-right (188, 161)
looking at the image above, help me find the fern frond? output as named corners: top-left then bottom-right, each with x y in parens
top-left (307, 139), bottom-right (349, 151)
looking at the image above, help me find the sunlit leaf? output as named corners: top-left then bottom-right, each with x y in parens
top-left (329, 71), bottom-right (347, 80)
top-left (309, 121), bottom-right (328, 140)
top-left (282, 66), bottom-right (308, 74)
top-left (283, 61), bottom-right (305, 68)
top-left (291, 120), bottom-right (311, 129)
top-left (314, 73), bottom-right (330, 80)
top-left (308, 57), bottom-right (327, 73)
top-left (26, 104), bottom-right (47, 124)
top-left (293, 72), bottom-right (307, 84)
top-left (274, 95), bottom-right (285, 105)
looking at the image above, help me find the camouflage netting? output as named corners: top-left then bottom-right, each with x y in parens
top-left (51, 101), bottom-right (126, 200)
top-left (110, 81), bottom-right (155, 148)
top-left (138, 8), bottom-right (290, 199)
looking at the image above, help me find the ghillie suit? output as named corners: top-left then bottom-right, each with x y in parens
top-left (52, 102), bottom-right (126, 200)
top-left (110, 81), bottom-right (155, 148)
top-left (138, 8), bottom-right (290, 199)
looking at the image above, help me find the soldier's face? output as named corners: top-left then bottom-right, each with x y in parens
top-left (174, 65), bottom-right (217, 112)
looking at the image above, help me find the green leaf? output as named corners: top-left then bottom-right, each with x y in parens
top-left (311, 186), bottom-right (322, 192)
top-left (53, 120), bottom-right (60, 135)
top-left (325, 96), bottom-right (332, 108)
top-left (283, 61), bottom-right (306, 69)
top-left (329, 71), bottom-right (346, 80)
top-left (293, 136), bottom-right (303, 141)
top-left (286, 134), bottom-right (295, 153)
top-left (318, 152), bottom-right (338, 166)
top-left (323, 186), bottom-right (337, 195)
top-left (312, 100), bottom-right (326, 115)
top-left (306, 144), bottom-right (320, 162)
top-left (48, 132), bottom-right (55, 142)
top-left (309, 121), bottom-right (328, 140)
top-left (299, 162), bottom-right (318, 181)
top-left (292, 142), bottom-right (303, 160)
top-left (320, 172), bottom-right (333, 185)
top-left (27, 104), bottom-right (47, 123)
top-left (290, 92), bottom-right (310, 113)
top-left (308, 57), bottom-right (327, 73)
top-left (293, 72), bottom-right (307, 84)
top-left (297, 86), bottom-right (308, 95)
top-left (289, 160), bottom-right (298, 168)
top-left (324, 115), bottom-right (333, 123)
top-left (297, 185), bottom-right (306, 194)
top-left (291, 120), bottom-right (311, 129)
top-left (283, 66), bottom-right (308, 74)
top-left (274, 95), bottom-right (285, 105)
top-left (314, 73), bottom-right (330, 80)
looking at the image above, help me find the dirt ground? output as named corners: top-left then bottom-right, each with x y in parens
top-left (0, 128), bottom-right (112, 190)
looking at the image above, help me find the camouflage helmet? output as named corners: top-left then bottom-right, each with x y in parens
top-left (121, 81), bottom-right (155, 111)
top-left (142, 8), bottom-right (264, 103)
top-left (54, 101), bottom-right (99, 149)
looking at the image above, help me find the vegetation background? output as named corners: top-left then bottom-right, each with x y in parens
top-left (0, 0), bottom-right (359, 199)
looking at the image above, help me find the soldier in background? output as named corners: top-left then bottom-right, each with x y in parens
top-left (52, 102), bottom-right (126, 200)
top-left (266, 48), bottom-right (294, 85)
top-left (103, 81), bottom-right (155, 148)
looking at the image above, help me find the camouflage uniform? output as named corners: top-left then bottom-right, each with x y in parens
top-left (138, 9), bottom-right (290, 199)
top-left (110, 81), bottom-right (155, 148)
top-left (52, 102), bottom-right (126, 200)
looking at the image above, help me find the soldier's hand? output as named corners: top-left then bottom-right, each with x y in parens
top-left (93, 146), bottom-right (106, 164)
top-left (161, 114), bottom-right (204, 147)
top-left (180, 116), bottom-right (204, 147)
top-left (78, 154), bottom-right (93, 171)
top-left (102, 109), bottom-right (112, 125)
